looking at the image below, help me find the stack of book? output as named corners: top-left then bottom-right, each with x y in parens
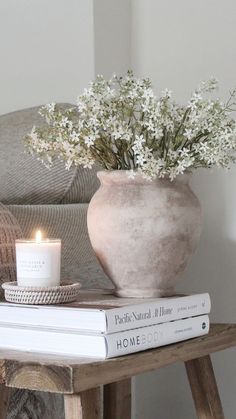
top-left (0, 291), bottom-right (211, 359)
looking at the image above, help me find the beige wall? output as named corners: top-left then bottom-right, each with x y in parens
top-left (131, 1), bottom-right (236, 418)
top-left (94, 0), bottom-right (130, 77)
top-left (0, 0), bottom-right (94, 115)
top-left (1, 0), bottom-right (236, 417)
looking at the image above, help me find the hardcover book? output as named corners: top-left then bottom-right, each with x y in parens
top-left (0, 290), bottom-right (211, 334)
top-left (0, 315), bottom-right (210, 358)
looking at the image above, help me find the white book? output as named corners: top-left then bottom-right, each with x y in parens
top-left (0, 315), bottom-right (209, 359)
top-left (0, 291), bottom-right (211, 334)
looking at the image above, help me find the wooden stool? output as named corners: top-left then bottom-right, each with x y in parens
top-left (0, 324), bottom-right (235, 419)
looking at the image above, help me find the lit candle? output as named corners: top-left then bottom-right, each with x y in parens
top-left (15, 231), bottom-right (61, 287)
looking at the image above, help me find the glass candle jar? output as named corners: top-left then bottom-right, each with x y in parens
top-left (15, 231), bottom-right (61, 287)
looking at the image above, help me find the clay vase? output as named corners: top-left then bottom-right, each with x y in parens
top-left (87, 171), bottom-right (202, 298)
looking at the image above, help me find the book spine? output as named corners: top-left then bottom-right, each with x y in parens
top-left (105, 293), bottom-right (211, 333)
top-left (106, 315), bottom-right (209, 358)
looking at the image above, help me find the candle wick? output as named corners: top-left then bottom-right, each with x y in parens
top-left (35, 230), bottom-right (42, 243)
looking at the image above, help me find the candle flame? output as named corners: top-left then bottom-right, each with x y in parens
top-left (35, 230), bottom-right (42, 243)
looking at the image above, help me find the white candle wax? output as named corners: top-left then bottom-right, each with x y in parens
top-left (15, 232), bottom-right (61, 287)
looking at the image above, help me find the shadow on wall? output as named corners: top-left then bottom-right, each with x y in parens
top-left (179, 167), bottom-right (236, 322)
top-left (133, 363), bottom-right (195, 419)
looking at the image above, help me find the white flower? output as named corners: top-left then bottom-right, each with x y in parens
top-left (192, 93), bottom-right (202, 102)
top-left (45, 103), bottom-right (55, 114)
top-left (167, 150), bottom-right (179, 161)
top-left (83, 160), bottom-right (94, 169)
top-left (188, 93), bottom-right (202, 110)
top-left (199, 78), bottom-right (218, 93)
top-left (134, 135), bottom-right (145, 146)
top-left (142, 88), bottom-right (154, 100)
top-left (169, 167), bottom-right (179, 181)
top-left (77, 101), bottom-right (86, 112)
top-left (84, 135), bottom-right (95, 147)
top-left (144, 120), bottom-right (155, 131)
top-left (70, 131), bottom-right (80, 142)
top-left (29, 126), bottom-right (38, 143)
top-left (161, 89), bottom-right (172, 99)
top-left (176, 162), bottom-right (185, 174)
top-left (83, 88), bottom-right (95, 98)
top-left (89, 116), bottom-right (99, 127)
top-left (199, 142), bottom-right (210, 154)
top-left (62, 141), bottom-right (73, 153)
top-left (184, 129), bottom-right (193, 140)
top-left (180, 148), bottom-right (191, 158)
top-left (127, 169), bottom-right (136, 179)
top-left (59, 117), bottom-right (69, 128)
top-left (141, 102), bottom-right (151, 112)
top-left (153, 127), bottom-right (163, 139)
top-left (65, 160), bottom-right (73, 170)
top-left (112, 127), bottom-right (123, 140)
top-left (136, 154), bottom-right (146, 166)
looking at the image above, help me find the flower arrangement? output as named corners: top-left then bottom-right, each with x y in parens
top-left (25, 71), bottom-right (236, 180)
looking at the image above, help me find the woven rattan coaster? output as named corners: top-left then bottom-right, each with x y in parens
top-left (2, 281), bottom-right (81, 305)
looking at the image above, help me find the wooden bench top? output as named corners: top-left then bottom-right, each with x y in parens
top-left (0, 323), bottom-right (235, 394)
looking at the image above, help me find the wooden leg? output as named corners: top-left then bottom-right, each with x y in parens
top-left (64, 387), bottom-right (101, 419)
top-left (185, 355), bottom-right (225, 419)
top-left (0, 384), bottom-right (11, 419)
top-left (104, 378), bottom-right (131, 419)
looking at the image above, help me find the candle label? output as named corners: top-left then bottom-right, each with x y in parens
top-left (16, 250), bottom-right (51, 279)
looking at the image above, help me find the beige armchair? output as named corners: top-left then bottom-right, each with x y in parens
top-left (0, 105), bottom-right (112, 419)
top-left (0, 105), bottom-right (111, 290)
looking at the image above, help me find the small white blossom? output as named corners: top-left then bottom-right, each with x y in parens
top-left (180, 148), bottom-right (191, 158)
top-left (127, 169), bottom-right (137, 179)
top-left (142, 88), bottom-right (154, 100)
top-left (141, 102), bottom-right (151, 112)
top-left (59, 117), bottom-right (70, 128)
top-left (136, 154), bottom-right (146, 166)
top-left (161, 89), bottom-right (172, 99)
top-left (45, 103), bottom-right (55, 114)
top-left (153, 127), bottom-right (163, 139)
top-left (134, 135), bottom-right (145, 146)
top-left (70, 131), bottom-right (80, 142)
top-left (184, 129), bottom-right (194, 140)
top-left (84, 135), bottom-right (96, 147)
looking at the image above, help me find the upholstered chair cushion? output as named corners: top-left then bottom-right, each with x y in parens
top-left (0, 203), bottom-right (22, 299)
top-left (0, 106), bottom-right (100, 205)
top-left (7, 203), bottom-right (111, 289)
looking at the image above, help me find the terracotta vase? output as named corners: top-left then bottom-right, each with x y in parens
top-left (87, 171), bottom-right (202, 298)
